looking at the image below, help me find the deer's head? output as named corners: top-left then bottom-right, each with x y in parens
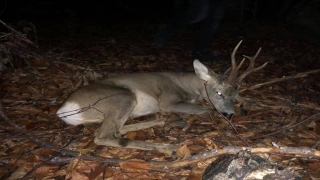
top-left (193, 40), bottom-right (268, 119)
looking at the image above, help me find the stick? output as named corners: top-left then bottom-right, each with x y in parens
top-left (0, 20), bottom-right (34, 45)
top-left (127, 145), bottom-right (320, 172)
top-left (240, 69), bottom-right (320, 92)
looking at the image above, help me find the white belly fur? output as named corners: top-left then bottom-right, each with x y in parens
top-left (56, 101), bottom-right (103, 125)
top-left (57, 91), bottom-right (159, 125)
top-left (131, 90), bottom-right (160, 118)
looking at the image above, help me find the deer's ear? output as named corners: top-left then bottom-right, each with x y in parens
top-left (193, 59), bottom-right (217, 81)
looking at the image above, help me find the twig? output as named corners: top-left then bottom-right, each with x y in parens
top-left (249, 112), bottom-right (320, 139)
top-left (240, 69), bottom-right (320, 92)
top-left (55, 60), bottom-right (95, 71)
top-left (0, 20), bottom-right (34, 45)
top-left (0, 0), bottom-right (7, 17)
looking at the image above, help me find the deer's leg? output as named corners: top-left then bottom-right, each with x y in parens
top-left (160, 101), bottom-right (213, 114)
top-left (95, 117), bottom-right (178, 155)
top-left (94, 93), bottom-right (178, 154)
top-left (95, 136), bottom-right (178, 155)
top-left (119, 118), bottom-right (166, 135)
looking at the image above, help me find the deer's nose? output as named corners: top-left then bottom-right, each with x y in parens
top-left (222, 113), bottom-right (233, 119)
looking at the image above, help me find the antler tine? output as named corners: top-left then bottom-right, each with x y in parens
top-left (243, 47), bottom-right (261, 71)
top-left (237, 62), bottom-right (268, 83)
top-left (237, 47), bottom-right (268, 83)
top-left (227, 40), bottom-right (243, 83)
top-left (237, 57), bottom-right (246, 71)
top-left (224, 57), bottom-right (245, 75)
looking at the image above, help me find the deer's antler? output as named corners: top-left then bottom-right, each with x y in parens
top-left (237, 48), bottom-right (268, 83)
top-left (226, 40), bottom-right (245, 83)
top-left (226, 40), bottom-right (268, 84)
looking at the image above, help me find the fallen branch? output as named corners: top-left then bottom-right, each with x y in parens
top-left (0, 20), bottom-right (35, 45)
top-left (240, 69), bottom-right (320, 92)
top-left (122, 145), bottom-right (320, 172)
top-left (55, 60), bottom-right (95, 71)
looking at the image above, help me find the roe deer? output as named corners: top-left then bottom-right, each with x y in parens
top-left (56, 41), bottom-right (267, 154)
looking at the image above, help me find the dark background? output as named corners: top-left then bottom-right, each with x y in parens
top-left (1, 0), bottom-right (320, 42)
top-left (1, 0), bottom-right (319, 28)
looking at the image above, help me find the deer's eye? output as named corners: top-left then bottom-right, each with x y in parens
top-left (216, 91), bottom-right (222, 96)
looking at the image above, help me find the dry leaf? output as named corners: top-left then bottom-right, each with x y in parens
top-left (308, 161), bottom-right (320, 169)
top-left (7, 167), bottom-right (26, 180)
top-left (67, 170), bottom-right (89, 180)
top-left (176, 144), bottom-right (191, 159)
top-left (88, 164), bottom-right (105, 180)
top-left (119, 159), bottom-right (150, 173)
top-left (203, 137), bottom-right (217, 150)
top-left (35, 165), bottom-right (51, 180)
top-left (126, 131), bottom-right (137, 140)
top-left (187, 167), bottom-right (203, 180)
top-left (152, 137), bottom-right (164, 143)
top-left (66, 158), bottom-right (81, 173)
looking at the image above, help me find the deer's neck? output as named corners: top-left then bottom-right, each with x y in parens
top-left (167, 72), bottom-right (208, 100)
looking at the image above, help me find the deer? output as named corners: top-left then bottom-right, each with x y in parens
top-left (56, 40), bottom-right (268, 154)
